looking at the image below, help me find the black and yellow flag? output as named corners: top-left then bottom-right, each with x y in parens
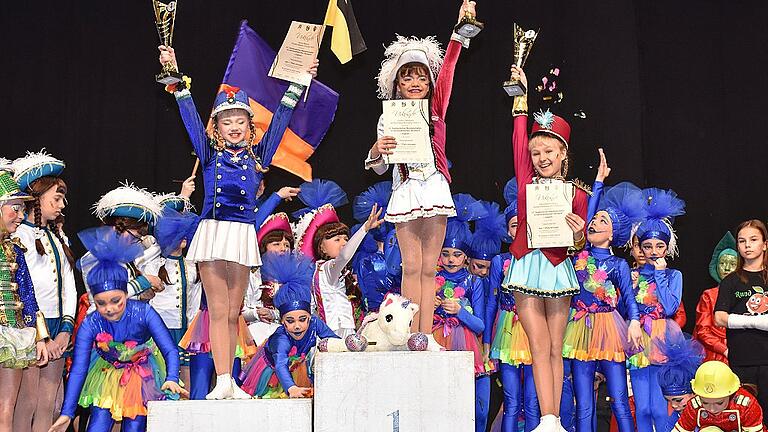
top-left (323, 0), bottom-right (367, 64)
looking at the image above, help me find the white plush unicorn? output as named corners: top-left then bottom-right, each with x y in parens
top-left (320, 293), bottom-right (442, 352)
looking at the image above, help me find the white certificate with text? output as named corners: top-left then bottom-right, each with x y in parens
top-left (526, 182), bottom-right (575, 248)
top-left (381, 99), bottom-right (432, 165)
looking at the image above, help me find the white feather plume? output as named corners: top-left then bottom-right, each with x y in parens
top-left (376, 35), bottom-right (444, 100)
top-left (12, 148), bottom-right (65, 181)
top-left (0, 158), bottom-right (13, 173)
top-left (292, 205), bottom-right (325, 255)
top-left (93, 182), bottom-right (163, 222)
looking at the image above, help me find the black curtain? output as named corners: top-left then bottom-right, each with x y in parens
top-left (1, 0), bottom-right (766, 330)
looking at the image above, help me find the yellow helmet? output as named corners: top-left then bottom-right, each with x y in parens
top-left (700, 427), bottom-right (725, 432)
top-left (691, 361), bottom-right (740, 399)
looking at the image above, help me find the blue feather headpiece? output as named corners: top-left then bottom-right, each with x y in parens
top-left (77, 226), bottom-right (144, 296)
top-left (634, 188), bottom-right (686, 257)
top-left (154, 207), bottom-right (200, 257)
top-left (291, 179), bottom-right (348, 219)
top-left (469, 201), bottom-right (507, 260)
top-left (264, 253), bottom-right (315, 316)
top-left (657, 331), bottom-right (704, 397)
top-left (595, 182), bottom-right (647, 248)
top-left (503, 177), bottom-right (519, 224)
top-left (444, 194), bottom-right (488, 253)
top-left (353, 181), bottom-right (393, 242)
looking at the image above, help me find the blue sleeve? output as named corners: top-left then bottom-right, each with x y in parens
top-left (271, 332), bottom-right (298, 391)
top-left (256, 87), bottom-right (301, 168)
top-left (656, 269), bottom-right (682, 317)
top-left (174, 91), bottom-right (213, 165)
top-left (483, 256), bottom-right (502, 344)
top-left (315, 318), bottom-right (342, 340)
top-left (146, 305), bottom-right (180, 383)
top-left (253, 192), bottom-right (282, 230)
top-left (457, 277), bottom-right (485, 335)
top-left (616, 260), bottom-right (640, 321)
top-left (14, 246), bottom-right (39, 322)
top-left (61, 316), bottom-right (95, 418)
top-left (587, 181), bottom-right (604, 223)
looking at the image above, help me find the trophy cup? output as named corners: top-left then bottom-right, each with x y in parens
top-left (502, 24), bottom-right (538, 97)
top-left (454, 4), bottom-right (484, 39)
top-left (152, 0), bottom-right (183, 85)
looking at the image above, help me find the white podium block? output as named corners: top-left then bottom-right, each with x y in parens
top-left (147, 399), bottom-right (312, 431)
top-left (314, 351), bottom-right (475, 432)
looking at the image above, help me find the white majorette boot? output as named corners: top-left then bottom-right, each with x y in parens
top-left (531, 414), bottom-right (558, 432)
top-left (206, 373), bottom-right (234, 400)
top-left (230, 377), bottom-right (252, 399)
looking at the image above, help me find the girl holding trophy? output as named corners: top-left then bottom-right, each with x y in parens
top-left (159, 47), bottom-right (312, 399)
top-left (503, 66), bottom-right (589, 432)
top-left (364, 0), bottom-right (478, 336)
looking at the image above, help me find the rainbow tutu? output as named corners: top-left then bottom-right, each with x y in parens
top-left (489, 309), bottom-right (531, 366)
top-left (78, 335), bottom-right (174, 421)
top-left (562, 309), bottom-right (638, 362)
top-left (433, 316), bottom-right (491, 376)
top-left (179, 309), bottom-right (257, 360)
top-left (628, 317), bottom-right (682, 369)
top-left (239, 345), bottom-right (312, 398)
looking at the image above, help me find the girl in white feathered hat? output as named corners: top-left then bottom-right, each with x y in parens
top-left (363, 0), bottom-right (479, 335)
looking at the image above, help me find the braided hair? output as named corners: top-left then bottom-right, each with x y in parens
top-left (24, 176), bottom-right (76, 267)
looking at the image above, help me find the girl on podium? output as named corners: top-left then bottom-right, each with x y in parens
top-left (503, 66), bottom-right (589, 432)
top-left (159, 46), bottom-right (311, 399)
top-left (364, 0), bottom-right (478, 337)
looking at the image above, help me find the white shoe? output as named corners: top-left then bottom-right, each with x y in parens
top-left (555, 416), bottom-right (568, 432)
top-left (531, 414), bottom-right (558, 432)
top-left (206, 374), bottom-right (234, 400)
top-left (230, 378), bottom-right (252, 399)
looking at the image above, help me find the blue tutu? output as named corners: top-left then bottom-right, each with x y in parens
top-left (502, 249), bottom-right (579, 298)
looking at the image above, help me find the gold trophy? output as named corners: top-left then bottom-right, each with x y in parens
top-left (152, 0), bottom-right (183, 85)
top-left (454, 4), bottom-right (484, 39)
top-left (502, 24), bottom-right (538, 97)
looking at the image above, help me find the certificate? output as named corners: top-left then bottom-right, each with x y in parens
top-left (526, 182), bottom-right (575, 248)
top-left (268, 21), bottom-right (322, 86)
top-left (381, 99), bottom-right (432, 165)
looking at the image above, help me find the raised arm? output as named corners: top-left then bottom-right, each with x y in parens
top-left (325, 205), bottom-right (384, 283)
top-left (256, 83), bottom-right (306, 168)
top-left (432, 0), bottom-right (475, 117)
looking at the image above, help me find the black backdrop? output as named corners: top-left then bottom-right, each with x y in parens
top-left (1, 0), bottom-right (767, 331)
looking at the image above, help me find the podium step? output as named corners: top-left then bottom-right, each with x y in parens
top-left (147, 399), bottom-right (312, 431)
top-left (313, 351), bottom-right (475, 432)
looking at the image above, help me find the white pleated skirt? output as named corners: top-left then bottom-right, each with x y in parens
top-left (187, 219), bottom-right (261, 267)
top-left (385, 173), bottom-right (456, 224)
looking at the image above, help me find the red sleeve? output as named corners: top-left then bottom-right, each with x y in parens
top-left (673, 405), bottom-right (697, 432)
top-left (694, 290), bottom-right (729, 355)
top-left (673, 300), bottom-right (687, 328)
top-left (743, 398), bottom-right (765, 432)
top-left (432, 40), bottom-right (461, 119)
top-left (573, 188), bottom-right (588, 231)
top-left (513, 113), bottom-right (533, 187)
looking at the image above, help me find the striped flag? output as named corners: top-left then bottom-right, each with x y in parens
top-left (215, 21), bottom-right (339, 181)
top-left (323, 0), bottom-right (367, 64)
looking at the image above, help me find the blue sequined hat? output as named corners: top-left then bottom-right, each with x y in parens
top-left (93, 183), bottom-right (164, 225)
top-left (353, 181), bottom-right (393, 243)
top-left (443, 194), bottom-right (488, 253)
top-left (469, 201), bottom-right (507, 260)
top-left (657, 331), bottom-right (705, 397)
top-left (634, 188), bottom-right (686, 257)
top-left (11, 149), bottom-right (66, 192)
top-left (265, 253), bottom-right (315, 316)
top-left (77, 226), bottom-right (144, 296)
top-left (503, 177), bottom-right (518, 224)
top-left (210, 84), bottom-right (254, 118)
top-left (595, 182), bottom-right (647, 248)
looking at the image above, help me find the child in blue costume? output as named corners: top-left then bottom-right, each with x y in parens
top-left (468, 200), bottom-right (506, 432)
top-left (432, 194), bottom-right (486, 432)
top-left (627, 187), bottom-right (686, 432)
top-left (657, 332), bottom-right (704, 432)
top-left (50, 227), bottom-right (186, 432)
top-left (562, 151), bottom-right (645, 432)
top-left (159, 46), bottom-right (310, 399)
top-left (240, 253), bottom-right (340, 398)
